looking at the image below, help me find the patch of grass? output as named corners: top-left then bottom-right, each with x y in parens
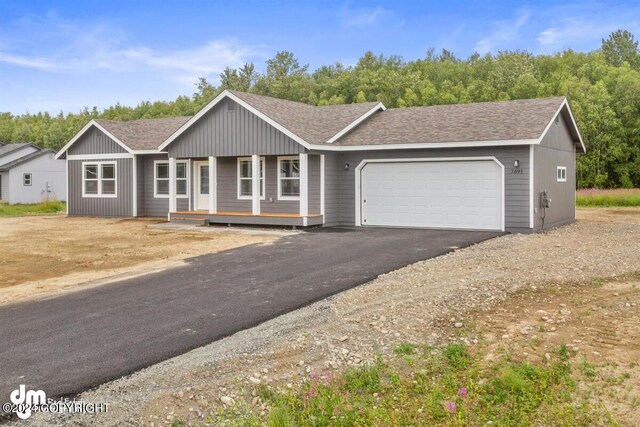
top-left (216, 343), bottom-right (607, 426)
top-left (393, 343), bottom-right (417, 355)
top-left (0, 200), bottom-right (66, 216)
top-left (576, 188), bottom-right (640, 207)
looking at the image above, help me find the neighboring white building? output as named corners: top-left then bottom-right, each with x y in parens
top-left (0, 143), bottom-right (66, 204)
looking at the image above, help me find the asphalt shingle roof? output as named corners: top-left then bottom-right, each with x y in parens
top-left (335, 97), bottom-right (565, 145)
top-left (95, 116), bottom-right (192, 151)
top-left (0, 143), bottom-right (38, 158)
top-left (0, 149), bottom-right (55, 171)
top-left (229, 91), bottom-right (381, 144)
top-left (335, 97), bottom-right (567, 146)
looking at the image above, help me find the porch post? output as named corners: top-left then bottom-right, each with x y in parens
top-left (208, 156), bottom-right (216, 214)
top-left (251, 154), bottom-right (260, 215)
top-left (168, 157), bottom-right (177, 219)
top-left (299, 153), bottom-right (308, 219)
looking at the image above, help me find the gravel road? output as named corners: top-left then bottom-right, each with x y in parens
top-left (13, 208), bottom-right (640, 426)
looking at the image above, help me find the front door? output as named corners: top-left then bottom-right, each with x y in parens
top-left (194, 161), bottom-right (209, 211)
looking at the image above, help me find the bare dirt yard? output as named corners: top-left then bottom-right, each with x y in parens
top-left (0, 215), bottom-right (276, 305)
top-left (15, 208), bottom-right (640, 426)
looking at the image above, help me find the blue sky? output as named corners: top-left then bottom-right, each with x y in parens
top-left (1, 0), bottom-right (638, 115)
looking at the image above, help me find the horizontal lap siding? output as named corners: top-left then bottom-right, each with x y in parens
top-left (261, 156), bottom-right (298, 214)
top-left (321, 153), bottom-right (340, 225)
top-left (68, 127), bottom-right (127, 155)
top-left (68, 158), bottom-right (133, 217)
top-left (217, 157), bottom-right (251, 212)
top-left (308, 155), bottom-right (321, 215)
top-left (168, 99), bottom-right (303, 158)
top-left (334, 146), bottom-right (530, 229)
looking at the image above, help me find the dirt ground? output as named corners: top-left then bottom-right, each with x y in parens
top-left (0, 215), bottom-right (276, 305)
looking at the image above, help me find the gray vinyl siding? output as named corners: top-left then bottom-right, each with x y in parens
top-left (139, 154), bottom-right (188, 217)
top-left (327, 146), bottom-right (530, 230)
top-left (217, 157), bottom-right (251, 212)
top-left (533, 113), bottom-right (577, 229)
top-left (68, 158), bottom-right (133, 216)
top-left (308, 155), bottom-right (321, 215)
top-left (68, 126), bottom-right (127, 155)
top-left (261, 156), bottom-right (298, 214)
top-left (322, 153), bottom-right (340, 225)
top-left (168, 98), bottom-right (304, 158)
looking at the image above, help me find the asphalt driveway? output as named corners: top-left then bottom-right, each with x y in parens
top-left (0, 227), bottom-right (500, 401)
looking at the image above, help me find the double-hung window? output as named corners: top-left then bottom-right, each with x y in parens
top-left (237, 157), bottom-right (265, 199)
top-left (278, 156), bottom-right (300, 200)
top-left (23, 173), bottom-right (32, 186)
top-left (154, 160), bottom-right (188, 198)
top-left (82, 162), bottom-right (116, 197)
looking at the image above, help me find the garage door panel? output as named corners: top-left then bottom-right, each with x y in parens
top-left (360, 160), bottom-right (503, 230)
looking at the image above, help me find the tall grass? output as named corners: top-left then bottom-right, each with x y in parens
top-left (0, 200), bottom-right (66, 216)
top-left (576, 188), bottom-right (640, 207)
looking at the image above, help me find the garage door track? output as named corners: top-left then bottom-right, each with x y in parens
top-left (0, 227), bottom-right (500, 401)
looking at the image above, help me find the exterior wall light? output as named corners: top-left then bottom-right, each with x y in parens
top-left (513, 160), bottom-right (520, 168)
top-left (344, 162), bottom-right (350, 170)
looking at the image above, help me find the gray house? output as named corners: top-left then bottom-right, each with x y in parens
top-left (0, 143), bottom-right (66, 204)
top-left (56, 90), bottom-right (585, 232)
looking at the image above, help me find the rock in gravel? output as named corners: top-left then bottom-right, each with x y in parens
top-left (454, 322), bottom-right (463, 328)
top-left (249, 376), bottom-right (261, 385)
top-left (220, 396), bottom-right (235, 406)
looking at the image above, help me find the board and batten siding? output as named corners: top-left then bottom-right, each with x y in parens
top-left (168, 98), bottom-right (304, 158)
top-left (533, 113), bottom-right (577, 229)
top-left (68, 126), bottom-right (127, 155)
top-left (330, 146), bottom-right (531, 231)
top-left (68, 158), bottom-right (133, 216)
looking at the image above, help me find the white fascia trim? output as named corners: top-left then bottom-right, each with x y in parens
top-left (132, 149), bottom-right (166, 155)
top-left (308, 138), bottom-right (539, 152)
top-left (159, 90), bottom-right (312, 151)
top-left (55, 120), bottom-right (133, 159)
top-left (354, 156), bottom-right (506, 232)
top-left (325, 102), bottom-right (386, 143)
top-left (529, 144), bottom-right (535, 229)
top-left (538, 99), bottom-right (586, 153)
top-left (67, 153), bottom-right (134, 160)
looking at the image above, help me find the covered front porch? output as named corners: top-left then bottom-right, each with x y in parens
top-left (166, 153), bottom-right (325, 227)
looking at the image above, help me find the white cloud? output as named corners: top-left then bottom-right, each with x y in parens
top-left (342, 5), bottom-right (389, 28)
top-left (0, 12), bottom-right (263, 86)
top-left (538, 17), bottom-right (640, 47)
top-left (474, 10), bottom-right (531, 54)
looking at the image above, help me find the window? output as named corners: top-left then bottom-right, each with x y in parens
top-left (154, 160), bottom-right (188, 198)
top-left (23, 173), bottom-right (32, 186)
top-left (557, 166), bottom-right (567, 182)
top-left (278, 156), bottom-right (300, 200)
top-left (237, 157), bottom-right (265, 200)
top-left (82, 162), bottom-right (116, 197)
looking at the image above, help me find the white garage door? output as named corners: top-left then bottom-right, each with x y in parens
top-left (360, 159), bottom-right (503, 230)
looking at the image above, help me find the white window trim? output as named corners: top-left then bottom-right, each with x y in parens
top-left (237, 157), bottom-right (265, 200)
top-left (277, 156), bottom-right (301, 201)
top-left (23, 173), bottom-right (32, 186)
top-left (557, 166), bottom-right (567, 182)
top-left (82, 161), bottom-right (117, 198)
top-left (154, 160), bottom-right (189, 198)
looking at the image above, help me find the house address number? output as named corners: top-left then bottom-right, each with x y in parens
top-left (510, 168), bottom-right (526, 174)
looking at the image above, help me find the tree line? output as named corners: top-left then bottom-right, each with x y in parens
top-left (1, 30), bottom-right (638, 189)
